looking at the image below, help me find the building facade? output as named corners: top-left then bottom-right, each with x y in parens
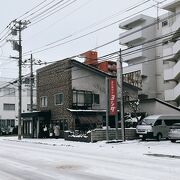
top-left (119, 0), bottom-right (180, 107)
top-left (0, 78), bottom-right (36, 133)
top-left (36, 59), bottom-right (139, 137)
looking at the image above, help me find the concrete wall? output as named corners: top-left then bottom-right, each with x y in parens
top-left (64, 128), bottom-right (138, 142)
top-left (91, 128), bottom-right (137, 142)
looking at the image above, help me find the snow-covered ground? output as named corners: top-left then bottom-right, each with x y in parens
top-left (0, 136), bottom-right (180, 180)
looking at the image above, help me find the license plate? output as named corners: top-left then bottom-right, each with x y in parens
top-left (139, 135), bottom-right (143, 138)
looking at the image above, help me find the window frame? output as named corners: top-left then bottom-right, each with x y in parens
top-left (54, 93), bottom-right (64, 106)
top-left (3, 103), bottom-right (15, 111)
top-left (93, 94), bottom-right (100, 105)
top-left (40, 96), bottom-right (48, 107)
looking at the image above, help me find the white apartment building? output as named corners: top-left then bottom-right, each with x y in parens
top-left (119, 0), bottom-right (180, 107)
top-left (0, 77), bottom-right (36, 131)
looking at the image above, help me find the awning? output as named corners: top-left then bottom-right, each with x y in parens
top-left (21, 111), bottom-right (51, 118)
top-left (78, 116), bottom-right (102, 125)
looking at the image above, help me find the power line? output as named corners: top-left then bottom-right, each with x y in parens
top-left (41, 23), bottom-right (179, 64)
top-left (17, 0), bottom-right (49, 20)
top-left (24, 0), bottom-right (150, 43)
top-left (22, 0), bottom-right (161, 56)
top-left (0, 1), bottom-right (57, 45)
top-left (21, 0), bottom-right (58, 20)
top-left (29, 0), bottom-right (78, 27)
top-left (0, 0), bottom-right (174, 88)
top-left (28, 0), bottom-right (67, 22)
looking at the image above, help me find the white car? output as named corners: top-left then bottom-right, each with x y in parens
top-left (168, 123), bottom-right (180, 142)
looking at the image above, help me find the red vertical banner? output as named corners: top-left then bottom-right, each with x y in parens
top-left (109, 78), bottom-right (117, 116)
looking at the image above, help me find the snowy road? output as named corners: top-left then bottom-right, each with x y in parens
top-left (0, 137), bottom-right (180, 180)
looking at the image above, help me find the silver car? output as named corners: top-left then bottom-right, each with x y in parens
top-left (168, 123), bottom-right (180, 142)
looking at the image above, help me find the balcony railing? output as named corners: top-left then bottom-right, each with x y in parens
top-left (165, 82), bottom-right (180, 101)
top-left (164, 60), bottom-right (180, 81)
top-left (119, 26), bottom-right (144, 45)
top-left (122, 45), bottom-right (144, 62)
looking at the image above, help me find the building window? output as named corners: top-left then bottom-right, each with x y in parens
top-left (77, 92), bottom-right (84, 104)
top-left (54, 93), bottom-right (63, 105)
top-left (84, 92), bottom-right (92, 105)
top-left (73, 90), bottom-right (93, 108)
top-left (40, 96), bottom-right (47, 107)
top-left (162, 20), bottom-right (168, 27)
top-left (93, 94), bottom-right (100, 104)
top-left (11, 119), bottom-right (15, 127)
top-left (3, 103), bottom-right (15, 111)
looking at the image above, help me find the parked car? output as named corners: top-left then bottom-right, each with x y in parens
top-left (0, 126), bottom-right (14, 135)
top-left (168, 123), bottom-right (180, 142)
top-left (136, 115), bottom-right (180, 141)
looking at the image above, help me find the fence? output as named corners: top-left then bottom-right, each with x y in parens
top-left (64, 128), bottom-right (138, 142)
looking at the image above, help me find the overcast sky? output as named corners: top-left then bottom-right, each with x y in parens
top-left (0, 0), bottom-right (171, 79)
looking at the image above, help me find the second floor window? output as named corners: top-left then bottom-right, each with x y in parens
top-left (93, 94), bottom-right (100, 104)
top-left (3, 103), bottom-right (15, 111)
top-left (40, 96), bottom-right (47, 107)
top-left (54, 93), bottom-right (64, 105)
top-left (73, 90), bottom-right (93, 108)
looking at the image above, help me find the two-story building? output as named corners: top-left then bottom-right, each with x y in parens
top-left (22, 58), bottom-right (139, 138)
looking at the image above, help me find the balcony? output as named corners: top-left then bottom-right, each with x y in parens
top-left (122, 45), bottom-right (144, 62)
top-left (173, 39), bottom-right (180, 57)
top-left (119, 15), bottom-right (147, 30)
top-left (119, 26), bottom-right (145, 45)
top-left (164, 60), bottom-right (180, 81)
top-left (165, 82), bottom-right (180, 101)
top-left (172, 18), bottom-right (180, 33)
top-left (123, 63), bottom-right (150, 78)
top-left (162, 45), bottom-right (173, 60)
top-left (162, 1), bottom-right (180, 12)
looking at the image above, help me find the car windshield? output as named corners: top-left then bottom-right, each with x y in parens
top-left (139, 119), bottom-right (156, 125)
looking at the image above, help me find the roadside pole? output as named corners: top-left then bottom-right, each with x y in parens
top-left (18, 21), bottom-right (22, 140)
top-left (105, 77), bottom-right (109, 141)
top-left (30, 54), bottom-right (33, 112)
top-left (115, 79), bottom-right (118, 140)
top-left (10, 20), bottom-right (30, 140)
top-left (118, 49), bottom-right (125, 141)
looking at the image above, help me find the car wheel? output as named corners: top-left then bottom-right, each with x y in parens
top-left (142, 136), bottom-right (146, 141)
top-left (157, 133), bottom-right (162, 141)
top-left (171, 139), bottom-right (176, 143)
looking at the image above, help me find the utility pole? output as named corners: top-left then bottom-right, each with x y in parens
top-left (105, 77), bottom-right (109, 141)
top-left (18, 20), bottom-right (22, 140)
top-left (23, 55), bottom-right (43, 112)
top-left (118, 48), bottom-right (125, 141)
top-left (30, 54), bottom-right (33, 112)
top-left (10, 19), bottom-right (30, 140)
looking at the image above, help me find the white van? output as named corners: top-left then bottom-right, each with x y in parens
top-left (136, 115), bottom-right (180, 141)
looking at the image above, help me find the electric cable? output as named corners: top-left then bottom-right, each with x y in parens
top-left (22, 0), bottom-right (169, 56)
